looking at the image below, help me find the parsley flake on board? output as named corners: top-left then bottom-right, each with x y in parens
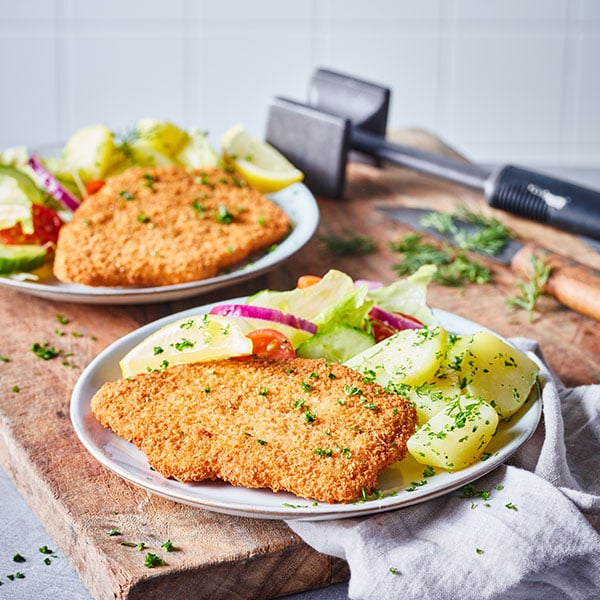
top-left (30, 342), bottom-right (60, 360)
top-left (144, 553), bottom-right (166, 568)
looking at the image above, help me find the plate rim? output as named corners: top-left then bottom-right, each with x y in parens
top-left (70, 301), bottom-right (542, 520)
top-left (0, 180), bottom-right (319, 304)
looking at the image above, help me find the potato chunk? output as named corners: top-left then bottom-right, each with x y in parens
top-left (407, 396), bottom-right (499, 470)
top-left (454, 331), bottom-right (539, 419)
top-left (345, 325), bottom-right (448, 387)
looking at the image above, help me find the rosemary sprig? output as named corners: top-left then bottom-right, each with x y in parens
top-left (506, 254), bottom-right (552, 322)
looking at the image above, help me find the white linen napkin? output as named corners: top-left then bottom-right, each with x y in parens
top-left (286, 339), bottom-right (600, 600)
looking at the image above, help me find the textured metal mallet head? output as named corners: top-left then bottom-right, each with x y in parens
top-left (265, 69), bottom-right (391, 198)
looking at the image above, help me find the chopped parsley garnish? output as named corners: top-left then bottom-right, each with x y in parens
top-left (144, 553), bottom-right (166, 568)
top-left (314, 447), bottom-right (333, 458)
top-left (172, 338), bottom-right (195, 351)
top-left (215, 203), bottom-right (234, 224)
top-left (107, 528), bottom-right (121, 536)
top-left (12, 553), bottom-right (26, 563)
top-left (55, 313), bottom-right (69, 325)
top-left (119, 190), bottom-right (135, 200)
top-left (192, 198), bottom-right (205, 214)
top-left (303, 409), bottom-right (316, 424)
top-left (405, 480), bottom-right (428, 492)
top-left (161, 539), bottom-right (174, 552)
top-left (142, 173), bottom-right (157, 189)
top-left (137, 212), bottom-right (151, 224)
top-left (31, 342), bottom-right (60, 360)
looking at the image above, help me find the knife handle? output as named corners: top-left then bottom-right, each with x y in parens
top-left (510, 243), bottom-right (600, 322)
top-left (486, 165), bottom-right (600, 241)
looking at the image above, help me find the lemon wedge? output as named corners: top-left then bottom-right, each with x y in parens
top-left (119, 314), bottom-right (253, 377)
top-left (221, 124), bottom-right (304, 193)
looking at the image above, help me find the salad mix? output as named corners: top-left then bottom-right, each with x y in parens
top-left (0, 119), bottom-right (219, 274)
top-left (119, 268), bottom-right (539, 473)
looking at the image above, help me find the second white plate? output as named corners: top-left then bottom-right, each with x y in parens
top-left (0, 182), bottom-right (319, 304)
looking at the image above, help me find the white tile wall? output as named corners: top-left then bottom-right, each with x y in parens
top-left (1, 0), bottom-right (599, 168)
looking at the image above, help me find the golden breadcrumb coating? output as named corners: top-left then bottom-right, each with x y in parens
top-left (53, 166), bottom-right (290, 287)
top-left (91, 358), bottom-right (417, 503)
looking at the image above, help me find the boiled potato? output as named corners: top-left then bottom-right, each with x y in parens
top-left (128, 139), bottom-right (175, 168)
top-left (136, 118), bottom-right (190, 157)
top-left (61, 124), bottom-right (121, 181)
top-left (345, 325), bottom-right (448, 387)
top-left (407, 396), bottom-right (499, 470)
top-left (177, 128), bottom-right (219, 169)
top-left (396, 376), bottom-right (461, 425)
top-left (454, 331), bottom-right (539, 419)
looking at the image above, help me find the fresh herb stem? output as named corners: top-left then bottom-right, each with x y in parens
top-left (421, 206), bottom-right (512, 256)
top-left (390, 232), bottom-right (492, 286)
top-left (319, 232), bottom-right (377, 256)
top-left (506, 254), bottom-right (552, 322)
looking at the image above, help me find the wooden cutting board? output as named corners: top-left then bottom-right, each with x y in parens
top-left (1, 130), bottom-right (599, 600)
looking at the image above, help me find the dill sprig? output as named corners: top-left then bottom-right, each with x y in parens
top-left (319, 231), bottom-right (377, 256)
top-left (420, 206), bottom-right (512, 256)
top-left (390, 232), bottom-right (492, 287)
top-left (506, 253), bottom-right (552, 322)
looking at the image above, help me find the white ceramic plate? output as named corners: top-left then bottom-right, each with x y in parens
top-left (70, 302), bottom-right (542, 520)
top-left (0, 182), bottom-right (318, 304)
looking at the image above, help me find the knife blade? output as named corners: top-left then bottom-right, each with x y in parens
top-left (377, 205), bottom-right (600, 322)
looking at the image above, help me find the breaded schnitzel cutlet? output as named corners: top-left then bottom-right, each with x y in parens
top-left (91, 358), bottom-right (417, 503)
top-left (53, 166), bottom-right (291, 287)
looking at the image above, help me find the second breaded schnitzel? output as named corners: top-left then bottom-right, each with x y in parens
top-left (91, 358), bottom-right (417, 503)
top-left (53, 166), bottom-right (291, 287)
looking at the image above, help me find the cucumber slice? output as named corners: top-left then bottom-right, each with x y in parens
top-left (0, 165), bottom-right (45, 204)
top-left (0, 165), bottom-right (45, 233)
top-left (296, 323), bottom-right (375, 363)
top-left (0, 243), bottom-right (46, 274)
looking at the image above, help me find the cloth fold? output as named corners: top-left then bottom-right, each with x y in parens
top-left (287, 339), bottom-right (600, 600)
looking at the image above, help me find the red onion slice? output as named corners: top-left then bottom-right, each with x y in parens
top-left (369, 305), bottom-right (422, 332)
top-left (28, 154), bottom-right (80, 211)
top-left (354, 279), bottom-right (383, 290)
top-left (209, 304), bottom-right (317, 334)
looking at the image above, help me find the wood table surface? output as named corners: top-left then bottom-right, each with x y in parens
top-left (1, 130), bottom-right (599, 599)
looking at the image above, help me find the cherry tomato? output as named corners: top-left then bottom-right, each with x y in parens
top-left (245, 328), bottom-right (296, 359)
top-left (0, 204), bottom-right (63, 249)
top-left (85, 179), bottom-right (106, 196)
top-left (296, 275), bottom-right (322, 289)
top-left (371, 313), bottom-right (423, 343)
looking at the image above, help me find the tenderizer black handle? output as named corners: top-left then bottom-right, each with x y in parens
top-left (486, 165), bottom-right (600, 241)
